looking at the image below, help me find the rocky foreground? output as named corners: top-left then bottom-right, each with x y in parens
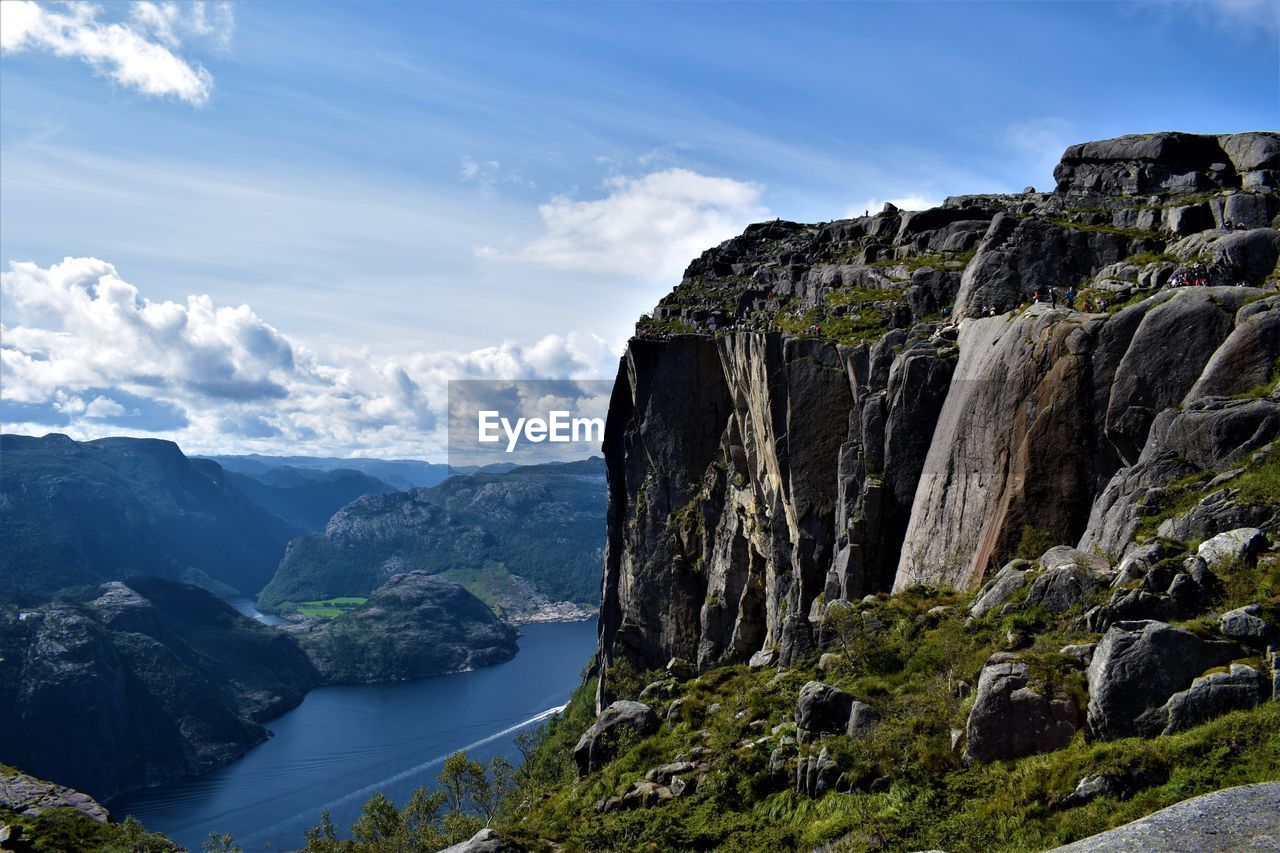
top-left (493, 132), bottom-right (1280, 851)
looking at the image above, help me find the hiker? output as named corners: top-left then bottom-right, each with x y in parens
top-left (1065, 287), bottom-right (1076, 309)
top-left (1050, 287), bottom-right (1058, 308)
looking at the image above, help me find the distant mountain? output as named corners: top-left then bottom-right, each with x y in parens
top-left (257, 457), bottom-right (606, 613)
top-left (204, 453), bottom-right (452, 491)
top-left (0, 577), bottom-right (318, 802)
top-left (0, 434), bottom-right (300, 603)
top-left (222, 468), bottom-right (397, 531)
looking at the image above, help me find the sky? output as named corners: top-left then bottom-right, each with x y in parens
top-left (1, 0), bottom-right (1277, 459)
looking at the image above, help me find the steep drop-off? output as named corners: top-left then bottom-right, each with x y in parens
top-left (598, 131), bottom-right (1280, 692)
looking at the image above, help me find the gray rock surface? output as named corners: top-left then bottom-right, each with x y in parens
top-left (796, 681), bottom-right (854, 743)
top-left (0, 768), bottom-right (109, 822)
top-left (970, 562), bottom-right (1030, 617)
top-left (1159, 663), bottom-right (1268, 735)
top-left (1050, 782), bottom-right (1280, 852)
top-left (438, 827), bottom-right (517, 853)
top-left (573, 701), bottom-right (659, 776)
top-left (1086, 620), bottom-right (1239, 740)
top-left (1023, 564), bottom-right (1106, 614)
top-left (965, 657), bottom-right (1078, 762)
top-left (1198, 528), bottom-right (1268, 568)
top-left (1221, 605), bottom-right (1273, 645)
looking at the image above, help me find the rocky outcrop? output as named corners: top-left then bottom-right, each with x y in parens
top-left (795, 681), bottom-right (854, 743)
top-left (0, 579), bottom-right (318, 802)
top-left (1086, 620), bottom-right (1239, 740)
top-left (573, 701), bottom-right (659, 776)
top-left (596, 131), bottom-right (1280, 704)
top-left (1159, 663), bottom-right (1268, 735)
top-left (287, 572), bottom-right (517, 683)
top-left (1050, 782), bottom-right (1280, 852)
top-left (964, 655), bottom-right (1079, 763)
top-left (0, 766), bottom-right (109, 822)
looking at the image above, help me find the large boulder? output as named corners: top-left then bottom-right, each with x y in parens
top-left (964, 655), bottom-right (1078, 763)
top-left (1220, 605), bottom-right (1273, 646)
top-left (1024, 564), bottom-right (1106, 614)
top-left (796, 681), bottom-right (854, 743)
top-left (573, 700), bottom-right (659, 776)
top-left (438, 828), bottom-right (517, 853)
top-left (1086, 620), bottom-right (1239, 740)
top-left (1198, 528), bottom-right (1268, 568)
top-left (846, 700), bottom-right (881, 741)
top-left (795, 746), bottom-right (840, 797)
top-left (970, 561), bottom-right (1030, 618)
top-left (1159, 663), bottom-right (1268, 735)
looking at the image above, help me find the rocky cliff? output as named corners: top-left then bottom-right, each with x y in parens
top-left (597, 131), bottom-right (1280, 695)
top-left (0, 578), bottom-right (318, 803)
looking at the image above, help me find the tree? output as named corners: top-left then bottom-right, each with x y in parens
top-left (202, 831), bottom-right (243, 853)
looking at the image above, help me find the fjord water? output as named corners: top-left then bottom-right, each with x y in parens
top-left (112, 620), bottom-right (597, 851)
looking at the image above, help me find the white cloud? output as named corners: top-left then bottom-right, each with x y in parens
top-left (0, 258), bottom-right (622, 458)
top-left (0, 1), bottom-right (230, 106)
top-left (1006, 117), bottom-right (1076, 188)
top-left (843, 194), bottom-right (944, 219)
top-left (479, 168), bottom-right (769, 282)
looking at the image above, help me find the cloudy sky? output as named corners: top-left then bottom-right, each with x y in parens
top-left (1, 0), bottom-right (1276, 459)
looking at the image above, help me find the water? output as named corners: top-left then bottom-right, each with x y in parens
top-left (112, 620), bottom-right (597, 852)
top-left (228, 598), bottom-right (288, 626)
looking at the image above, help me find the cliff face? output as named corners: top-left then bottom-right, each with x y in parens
top-left (0, 578), bottom-right (318, 802)
top-left (597, 132), bottom-right (1280, 699)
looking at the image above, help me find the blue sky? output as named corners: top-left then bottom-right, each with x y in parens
top-left (1, 0), bottom-right (1277, 458)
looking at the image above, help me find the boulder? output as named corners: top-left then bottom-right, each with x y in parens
top-left (1086, 620), bottom-right (1239, 740)
top-left (748, 648), bottom-right (779, 669)
top-left (964, 657), bottom-right (1078, 763)
top-left (1040, 546), bottom-right (1110, 573)
top-left (1159, 663), bottom-right (1268, 735)
top-left (665, 657), bottom-right (697, 681)
top-left (573, 701), bottom-right (659, 776)
top-left (970, 562), bottom-right (1030, 618)
top-left (795, 746), bottom-right (840, 797)
top-left (846, 700), bottom-right (881, 741)
top-left (1198, 528), bottom-right (1268, 568)
top-left (796, 681), bottom-right (854, 743)
top-left (1220, 605), bottom-right (1273, 645)
top-left (438, 828), bottom-right (516, 853)
top-left (1024, 565), bottom-right (1105, 614)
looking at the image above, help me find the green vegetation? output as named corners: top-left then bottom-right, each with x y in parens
top-left (1045, 217), bottom-right (1159, 240)
top-left (291, 596), bottom-right (369, 617)
top-left (292, 752), bottom-right (512, 852)
top-left (1125, 250), bottom-right (1178, 266)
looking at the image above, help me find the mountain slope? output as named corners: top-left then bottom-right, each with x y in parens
top-left (222, 467), bottom-right (397, 531)
top-left (0, 578), bottom-right (318, 802)
top-left (256, 457), bottom-right (606, 612)
top-left (0, 434), bottom-right (300, 602)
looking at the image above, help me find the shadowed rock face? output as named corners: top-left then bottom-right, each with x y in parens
top-left (596, 132), bottom-right (1280, 701)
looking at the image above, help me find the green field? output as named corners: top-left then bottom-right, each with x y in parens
top-left (294, 596), bottom-right (368, 617)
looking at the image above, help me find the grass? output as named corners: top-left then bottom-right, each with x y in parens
top-left (293, 596), bottom-right (368, 617)
top-left (1045, 217), bottom-right (1158, 240)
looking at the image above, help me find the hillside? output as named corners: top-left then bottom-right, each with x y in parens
top-left (257, 457), bottom-right (606, 615)
top-left (489, 131), bottom-right (1280, 851)
top-left (221, 467), bottom-right (397, 531)
top-left (0, 434), bottom-right (300, 602)
top-left (0, 578), bottom-right (318, 803)
top-left (206, 453), bottom-right (452, 491)
top-left (287, 571), bottom-right (519, 683)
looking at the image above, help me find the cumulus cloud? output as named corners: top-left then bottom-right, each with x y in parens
top-left (478, 168), bottom-right (769, 282)
top-left (0, 258), bottom-right (620, 458)
top-left (0, 1), bottom-right (230, 106)
top-left (1006, 117), bottom-right (1076, 187)
top-left (844, 194), bottom-right (944, 219)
